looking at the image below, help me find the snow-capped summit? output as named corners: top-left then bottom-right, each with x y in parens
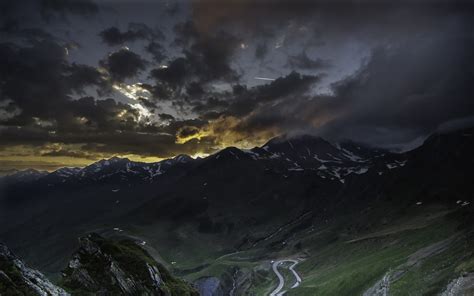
top-left (174, 154), bottom-right (193, 163)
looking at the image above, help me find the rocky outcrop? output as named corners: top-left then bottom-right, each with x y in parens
top-left (193, 267), bottom-right (244, 296)
top-left (61, 233), bottom-right (198, 295)
top-left (441, 273), bottom-right (474, 296)
top-left (0, 243), bottom-right (69, 296)
top-left (363, 272), bottom-right (390, 296)
top-left (363, 236), bottom-right (459, 296)
top-left (194, 277), bottom-right (223, 296)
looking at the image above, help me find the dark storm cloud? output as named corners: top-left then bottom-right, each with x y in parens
top-left (192, 97), bottom-right (229, 113)
top-left (255, 42), bottom-right (268, 60)
top-left (145, 41), bottom-right (166, 62)
top-left (1, 0), bottom-right (473, 164)
top-left (173, 20), bottom-right (199, 47)
top-left (177, 125), bottom-right (200, 138)
top-left (99, 48), bottom-right (147, 82)
top-left (315, 32), bottom-right (474, 148)
top-left (41, 148), bottom-right (95, 159)
top-left (0, 1), bottom-right (227, 159)
top-left (178, 72), bottom-right (318, 121)
top-left (253, 72), bottom-right (318, 102)
top-left (99, 23), bottom-right (165, 46)
top-left (170, 71), bottom-right (321, 143)
top-left (2, 94), bottom-right (142, 136)
top-left (199, 111), bottom-right (221, 121)
top-left (232, 84), bottom-right (247, 96)
top-left (0, 40), bottom-right (105, 126)
top-left (0, 125), bottom-right (218, 158)
top-left (287, 51), bottom-right (329, 70)
top-left (217, 25), bottom-right (474, 149)
top-left (186, 82), bottom-right (205, 97)
top-left (0, 35), bottom-right (194, 158)
top-left (171, 20), bottom-right (241, 82)
top-left (138, 97), bottom-right (158, 110)
top-left (139, 82), bottom-right (174, 101)
top-left (76, 131), bottom-right (219, 157)
top-left (191, 71), bottom-right (321, 142)
top-left (146, 21), bottom-right (241, 103)
top-left (158, 113), bottom-right (175, 121)
top-left (178, 0), bottom-right (474, 149)
top-left (0, 35), bottom-right (220, 158)
top-left (182, 29), bottom-right (240, 83)
top-left (67, 63), bottom-right (105, 92)
top-left (65, 97), bottom-right (141, 131)
top-left (150, 58), bottom-right (187, 89)
top-left (224, 72), bottom-right (319, 117)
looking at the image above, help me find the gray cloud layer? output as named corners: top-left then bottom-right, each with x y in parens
top-left (0, 0), bottom-right (473, 163)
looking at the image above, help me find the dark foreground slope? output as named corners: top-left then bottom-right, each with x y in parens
top-left (1, 128), bottom-right (473, 295)
top-left (0, 243), bottom-right (67, 295)
top-left (1, 234), bottom-right (198, 296)
top-left (61, 233), bottom-right (198, 295)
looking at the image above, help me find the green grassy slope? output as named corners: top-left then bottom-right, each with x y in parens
top-left (125, 203), bottom-right (473, 295)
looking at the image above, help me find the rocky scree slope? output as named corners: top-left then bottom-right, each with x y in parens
top-left (60, 233), bottom-right (198, 295)
top-left (0, 243), bottom-right (68, 295)
top-left (1, 233), bottom-right (198, 295)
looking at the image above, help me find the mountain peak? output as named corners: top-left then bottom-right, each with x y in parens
top-left (261, 134), bottom-right (335, 156)
top-left (173, 154), bottom-right (193, 163)
top-left (61, 234), bottom-right (198, 295)
top-left (2, 168), bottom-right (48, 181)
top-left (263, 134), bottom-right (324, 146)
top-left (108, 156), bottom-right (130, 163)
top-left (212, 147), bottom-right (247, 161)
top-left (89, 156), bottom-right (130, 168)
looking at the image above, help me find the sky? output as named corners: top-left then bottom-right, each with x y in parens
top-left (0, 0), bottom-right (473, 172)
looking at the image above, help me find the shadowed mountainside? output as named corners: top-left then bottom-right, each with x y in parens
top-left (1, 128), bottom-right (473, 295)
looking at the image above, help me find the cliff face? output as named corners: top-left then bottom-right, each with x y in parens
top-left (60, 233), bottom-right (198, 296)
top-left (0, 244), bottom-right (68, 296)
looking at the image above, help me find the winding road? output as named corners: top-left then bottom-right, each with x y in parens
top-left (269, 259), bottom-right (302, 296)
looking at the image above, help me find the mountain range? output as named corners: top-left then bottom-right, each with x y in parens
top-left (1, 128), bottom-right (473, 295)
